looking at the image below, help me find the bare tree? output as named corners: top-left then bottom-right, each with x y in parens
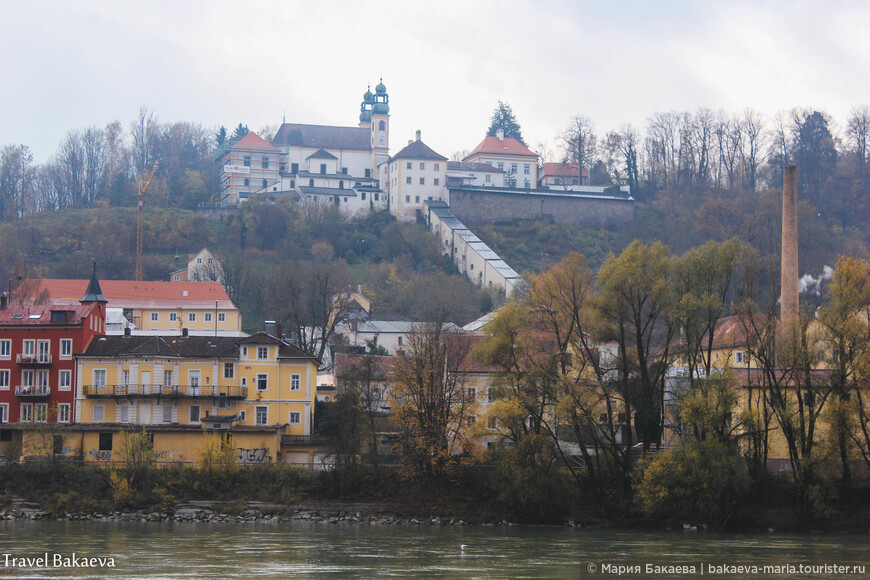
top-left (740, 108), bottom-right (767, 191)
top-left (561, 116), bottom-right (597, 184)
top-left (390, 319), bottom-right (476, 479)
top-left (847, 105), bottom-right (870, 175)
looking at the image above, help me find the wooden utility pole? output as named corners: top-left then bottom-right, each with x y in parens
top-left (135, 162), bottom-right (159, 281)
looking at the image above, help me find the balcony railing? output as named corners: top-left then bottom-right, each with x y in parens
top-left (16, 354), bottom-right (52, 365)
top-left (83, 384), bottom-right (247, 399)
top-left (15, 384), bottom-right (51, 397)
top-left (282, 435), bottom-right (328, 446)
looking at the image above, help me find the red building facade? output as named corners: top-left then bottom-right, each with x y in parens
top-left (0, 278), bottom-right (106, 427)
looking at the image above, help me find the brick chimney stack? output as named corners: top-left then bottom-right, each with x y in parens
top-left (780, 165), bottom-right (799, 326)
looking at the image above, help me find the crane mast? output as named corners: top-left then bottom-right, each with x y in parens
top-left (135, 162), bottom-right (159, 281)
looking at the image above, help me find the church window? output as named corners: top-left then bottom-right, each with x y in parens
top-left (309, 179), bottom-right (315, 187)
top-left (291, 163), bottom-right (299, 173)
top-left (378, 120), bottom-right (385, 130)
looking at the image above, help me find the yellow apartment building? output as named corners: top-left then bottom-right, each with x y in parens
top-left (26, 279), bottom-right (242, 334)
top-left (73, 332), bottom-right (321, 465)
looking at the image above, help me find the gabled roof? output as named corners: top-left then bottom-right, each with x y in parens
top-left (465, 136), bottom-right (537, 159)
top-left (391, 140), bottom-right (447, 162)
top-left (272, 123), bottom-right (371, 151)
top-left (28, 280), bottom-right (237, 310)
top-left (238, 332), bottom-right (320, 361)
top-left (306, 148), bottom-right (338, 160)
top-left (231, 132), bottom-right (281, 153)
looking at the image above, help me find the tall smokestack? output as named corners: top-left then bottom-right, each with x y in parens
top-left (780, 165), bottom-right (799, 326)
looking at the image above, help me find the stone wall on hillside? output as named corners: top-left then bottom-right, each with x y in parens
top-left (447, 187), bottom-right (634, 227)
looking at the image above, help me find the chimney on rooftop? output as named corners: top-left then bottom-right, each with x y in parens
top-left (264, 320), bottom-right (277, 336)
top-left (416, 130), bottom-right (421, 142)
top-left (780, 165), bottom-right (799, 327)
top-left (496, 128), bottom-right (504, 141)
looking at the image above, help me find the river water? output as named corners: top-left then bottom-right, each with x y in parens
top-left (1, 520), bottom-right (868, 578)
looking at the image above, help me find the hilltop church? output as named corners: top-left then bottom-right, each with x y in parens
top-left (216, 80), bottom-right (394, 217)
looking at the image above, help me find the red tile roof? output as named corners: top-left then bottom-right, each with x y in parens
top-left (27, 279), bottom-right (237, 310)
top-left (231, 131), bottom-right (281, 153)
top-left (465, 136), bottom-right (538, 159)
top-left (541, 162), bottom-right (588, 178)
top-left (0, 303), bottom-right (97, 326)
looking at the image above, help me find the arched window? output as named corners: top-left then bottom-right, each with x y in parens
top-left (262, 179), bottom-right (267, 188)
top-left (309, 179), bottom-right (314, 187)
top-left (339, 181), bottom-right (344, 189)
top-left (244, 178), bottom-right (249, 186)
top-left (378, 120), bottom-right (385, 131)
top-left (290, 180), bottom-right (295, 188)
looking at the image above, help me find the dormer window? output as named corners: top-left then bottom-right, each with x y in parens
top-left (51, 311), bottom-right (67, 323)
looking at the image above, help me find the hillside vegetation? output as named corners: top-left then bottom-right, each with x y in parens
top-left (0, 199), bottom-right (495, 333)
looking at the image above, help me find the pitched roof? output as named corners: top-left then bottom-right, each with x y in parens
top-left (447, 161), bottom-right (504, 173)
top-left (541, 162), bottom-right (588, 178)
top-left (334, 353), bottom-right (393, 381)
top-left (272, 123), bottom-right (371, 151)
top-left (391, 140), bottom-right (447, 161)
top-left (81, 335), bottom-right (240, 358)
top-left (465, 136), bottom-right (537, 159)
top-left (28, 280), bottom-right (237, 310)
top-left (0, 303), bottom-right (97, 327)
top-left (231, 132), bottom-right (281, 153)
top-left (306, 148), bottom-right (338, 160)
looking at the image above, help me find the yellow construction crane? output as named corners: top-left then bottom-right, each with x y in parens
top-left (135, 162), bottom-right (159, 281)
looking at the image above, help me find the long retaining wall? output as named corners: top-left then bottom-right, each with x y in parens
top-left (446, 186), bottom-right (634, 227)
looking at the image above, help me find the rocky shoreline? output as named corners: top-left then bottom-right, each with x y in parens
top-left (1, 498), bottom-right (531, 527)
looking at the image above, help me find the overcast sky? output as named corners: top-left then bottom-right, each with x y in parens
top-left (3, 0), bottom-right (869, 164)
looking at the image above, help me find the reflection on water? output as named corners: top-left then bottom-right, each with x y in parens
top-left (0, 520), bottom-right (868, 578)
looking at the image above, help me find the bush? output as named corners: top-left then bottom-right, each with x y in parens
top-left (636, 440), bottom-right (749, 526)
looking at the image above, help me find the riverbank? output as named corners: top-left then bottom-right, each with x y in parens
top-left (3, 462), bottom-right (870, 533)
top-left (5, 497), bottom-right (870, 536)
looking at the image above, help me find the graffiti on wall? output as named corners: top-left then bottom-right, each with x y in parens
top-left (88, 449), bottom-right (111, 461)
top-left (155, 449), bottom-right (184, 462)
top-left (61, 446), bottom-right (82, 457)
top-left (238, 448), bottom-right (270, 464)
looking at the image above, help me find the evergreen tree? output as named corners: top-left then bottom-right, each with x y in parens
top-left (486, 101), bottom-right (526, 145)
top-left (229, 123), bottom-right (250, 144)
